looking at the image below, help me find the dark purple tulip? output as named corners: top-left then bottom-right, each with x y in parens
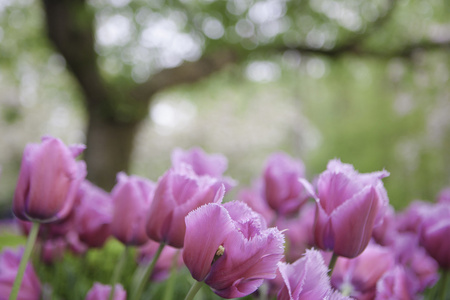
top-left (330, 243), bottom-right (395, 299)
top-left (263, 152), bottom-right (309, 215)
top-left (74, 180), bottom-right (113, 248)
top-left (111, 172), bottom-right (155, 246)
top-left (419, 203), bottom-right (450, 269)
top-left (375, 266), bottom-right (413, 300)
top-left (171, 147), bottom-right (237, 191)
top-left (311, 159), bottom-right (389, 258)
top-left (0, 247), bottom-right (41, 299)
top-left (85, 283), bottom-right (126, 300)
top-left (146, 164), bottom-right (225, 248)
top-left (183, 201), bottom-right (284, 298)
top-left (277, 249), bottom-right (333, 300)
top-left (13, 136), bottom-right (86, 223)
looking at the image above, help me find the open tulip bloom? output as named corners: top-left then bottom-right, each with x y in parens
top-left (183, 201), bottom-right (285, 299)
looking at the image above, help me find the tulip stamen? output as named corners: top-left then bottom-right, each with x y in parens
top-left (212, 245), bottom-right (225, 264)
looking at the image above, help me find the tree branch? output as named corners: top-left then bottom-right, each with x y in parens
top-left (131, 49), bottom-right (238, 101)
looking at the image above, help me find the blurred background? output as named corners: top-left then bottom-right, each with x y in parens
top-left (1, 0), bottom-right (450, 215)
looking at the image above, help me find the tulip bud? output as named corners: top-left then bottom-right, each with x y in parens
top-left (263, 152), bottom-right (309, 215)
top-left (171, 147), bottom-right (237, 191)
top-left (13, 136), bottom-right (86, 223)
top-left (146, 164), bottom-right (225, 248)
top-left (311, 159), bottom-right (389, 258)
top-left (111, 172), bottom-right (155, 246)
top-left (74, 180), bottom-right (113, 248)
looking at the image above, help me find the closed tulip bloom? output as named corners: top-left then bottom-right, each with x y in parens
top-left (171, 147), bottom-right (237, 191)
top-left (311, 159), bottom-right (389, 258)
top-left (183, 201), bottom-right (284, 298)
top-left (146, 164), bottom-right (225, 248)
top-left (85, 283), bottom-right (126, 300)
top-left (263, 152), bottom-right (309, 215)
top-left (0, 247), bottom-right (41, 300)
top-left (278, 249), bottom-right (332, 300)
top-left (13, 136), bottom-right (86, 223)
top-left (419, 203), bottom-right (450, 269)
top-left (74, 180), bottom-right (113, 248)
top-left (111, 172), bottom-right (155, 246)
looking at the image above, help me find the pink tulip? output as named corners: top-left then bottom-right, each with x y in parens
top-left (13, 136), bottom-right (86, 223)
top-left (390, 233), bottom-right (439, 293)
top-left (310, 159), bottom-right (389, 258)
top-left (111, 172), bottom-right (155, 246)
top-left (330, 243), bottom-right (395, 300)
top-left (146, 164), bottom-right (225, 248)
top-left (419, 203), bottom-right (450, 269)
top-left (263, 152), bottom-right (309, 215)
top-left (437, 187), bottom-right (450, 204)
top-left (74, 180), bottom-right (113, 248)
top-left (171, 147), bottom-right (237, 191)
top-left (85, 283), bottom-right (126, 300)
top-left (375, 266), bottom-right (413, 300)
top-left (183, 201), bottom-right (284, 298)
top-left (277, 249), bottom-right (334, 300)
top-left (0, 247), bottom-right (41, 300)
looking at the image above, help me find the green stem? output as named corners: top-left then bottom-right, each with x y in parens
top-left (184, 281), bottom-right (203, 300)
top-left (131, 242), bottom-right (165, 300)
top-left (440, 270), bottom-right (448, 300)
top-left (327, 252), bottom-right (339, 277)
top-left (163, 250), bottom-right (180, 300)
top-left (9, 222), bottom-right (40, 300)
top-left (108, 246), bottom-right (129, 300)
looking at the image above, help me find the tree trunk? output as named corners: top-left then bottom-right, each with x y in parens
top-left (84, 112), bottom-right (141, 191)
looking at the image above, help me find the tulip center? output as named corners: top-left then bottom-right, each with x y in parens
top-left (340, 282), bottom-right (353, 297)
top-left (212, 245), bottom-right (225, 264)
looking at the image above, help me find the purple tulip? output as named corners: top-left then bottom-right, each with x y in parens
top-left (0, 247), bottom-right (41, 300)
top-left (263, 152), bottom-right (309, 215)
top-left (183, 201), bottom-right (284, 298)
top-left (171, 147), bottom-right (237, 191)
top-left (390, 232), bottom-right (439, 293)
top-left (310, 159), bottom-right (389, 258)
top-left (13, 136), bottom-right (86, 223)
top-left (375, 266), bottom-right (413, 300)
top-left (111, 172), bottom-right (155, 246)
top-left (41, 238), bottom-right (66, 264)
top-left (277, 249), bottom-right (333, 300)
top-left (74, 180), bottom-right (113, 248)
top-left (330, 243), bottom-right (395, 299)
top-left (85, 283), bottom-right (126, 300)
top-left (146, 164), bottom-right (225, 248)
top-left (419, 202), bottom-right (450, 269)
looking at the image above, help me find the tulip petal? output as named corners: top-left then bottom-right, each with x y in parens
top-left (183, 203), bottom-right (235, 281)
top-left (331, 186), bottom-right (378, 258)
top-left (205, 227), bottom-right (284, 295)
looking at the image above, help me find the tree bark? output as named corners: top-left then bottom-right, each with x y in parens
top-left (84, 112), bottom-right (141, 191)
